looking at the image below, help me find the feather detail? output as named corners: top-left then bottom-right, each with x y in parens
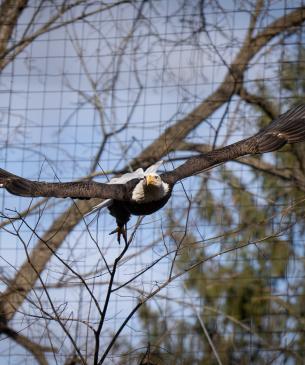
top-left (144, 160), bottom-right (164, 174)
top-left (85, 198), bottom-right (113, 217)
top-left (162, 104), bottom-right (305, 184)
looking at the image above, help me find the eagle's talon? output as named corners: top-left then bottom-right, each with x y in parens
top-left (109, 225), bottom-right (127, 245)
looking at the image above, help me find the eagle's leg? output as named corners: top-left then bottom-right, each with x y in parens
top-left (108, 202), bottom-right (130, 245)
top-left (121, 224), bottom-right (128, 245)
top-left (109, 224), bottom-right (127, 245)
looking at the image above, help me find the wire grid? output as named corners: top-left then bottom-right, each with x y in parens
top-left (0, 1), bottom-right (305, 364)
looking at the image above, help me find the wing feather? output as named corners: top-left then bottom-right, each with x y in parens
top-left (84, 198), bottom-right (113, 217)
top-left (161, 104), bottom-right (305, 185)
top-left (0, 169), bottom-right (132, 201)
top-left (144, 160), bottom-right (163, 174)
top-left (110, 168), bottom-right (144, 184)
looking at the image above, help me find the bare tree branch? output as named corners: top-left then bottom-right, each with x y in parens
top-left (0, 322), bottom-right (55, 365)
top-left (0, 0), bottom-right (132, 71)
top-left (0, 0), bottom-right (28, 58)
top-left (129, 5), bottom-right (305, 168)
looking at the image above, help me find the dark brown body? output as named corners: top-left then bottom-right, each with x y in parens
top-left (108, 191), bottom-right (172, 229)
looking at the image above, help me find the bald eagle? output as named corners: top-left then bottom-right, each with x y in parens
top-left (1, 104), bottom-right (305, 243)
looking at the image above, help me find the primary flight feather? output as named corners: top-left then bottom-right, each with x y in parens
top-left (1, 104), bottom-right (305, 243)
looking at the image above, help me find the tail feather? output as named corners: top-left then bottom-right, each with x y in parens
top-left (256, 104), bottom-right (305, 153)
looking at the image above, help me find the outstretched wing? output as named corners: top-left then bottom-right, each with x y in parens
top-left (0, 169), bottom-right (138, 201)
top-left (161, 104), bottom-right (305, 185)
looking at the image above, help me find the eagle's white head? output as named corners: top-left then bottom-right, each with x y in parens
top-left (144, 172), bottom-right (162, 187)
top-left (132, 172), bottom-right (169, 203)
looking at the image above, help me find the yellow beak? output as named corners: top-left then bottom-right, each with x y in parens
top-left (146, 175), bottom-right (155, 185)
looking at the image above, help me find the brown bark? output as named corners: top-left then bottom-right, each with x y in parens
top-left (0, 0), bottom-right (27, 58)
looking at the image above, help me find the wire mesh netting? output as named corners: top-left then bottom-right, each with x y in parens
top-left (0, 1), bottom-right (305, 364)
